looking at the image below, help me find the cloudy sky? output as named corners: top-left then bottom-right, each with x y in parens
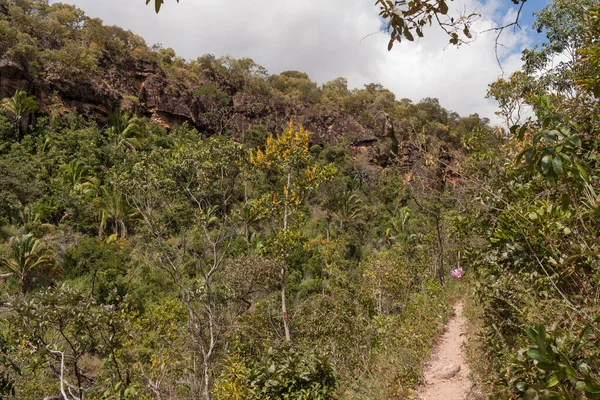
top-left (51, 0), bottom-right (549, 124)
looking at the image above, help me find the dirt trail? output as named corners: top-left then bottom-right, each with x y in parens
top-left (416, 302), bottom-right (477, 400)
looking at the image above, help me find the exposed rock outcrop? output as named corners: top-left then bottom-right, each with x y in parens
top-left (0, 58), bottom-right (30, 96)
top-left (0, 55), bottom-right (401, 167)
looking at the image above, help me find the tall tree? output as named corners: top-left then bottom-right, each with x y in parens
top-left (118, 137), bottom-right (246, 399)
top-left (250, 121), bottom-right (336, 341)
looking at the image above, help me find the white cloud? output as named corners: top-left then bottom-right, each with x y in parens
top-left (50, 0), bottom-right (537, 124)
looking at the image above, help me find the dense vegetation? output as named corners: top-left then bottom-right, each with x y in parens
top-left (1, 0), bottom-right (599, 399)
top-left (0, 1), bottom-right (491, 399)
top-left (467, 1), bottom-right (600, 398)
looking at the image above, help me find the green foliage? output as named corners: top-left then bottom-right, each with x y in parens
top-left (0, 151), bottom-right (41, 221)
top-left (0, 90), bottom-right (38, 140)
top-left (470, 3), bottom-right (600, 398)
top-left (501, 324), bottom-right (600, 400)
top-left (10, 284), bottom-right (138, 399)
top-left (576, 5), bottom-right (600, 97)
top-left (213, 346), bottom-right (337, 400)
top-left (0, 233), bottom-right (57, 293)
top-left (0, 333), bottom-right (19, 398)
top-left (62, 237), bottom-right (130, 303)
top-left (0, 2), bottom-right (509, 399)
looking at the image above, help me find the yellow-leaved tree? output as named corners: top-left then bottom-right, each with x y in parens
top-left (250, 121), bottom-right (336, 341)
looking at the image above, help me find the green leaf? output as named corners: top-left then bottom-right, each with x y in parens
top-left (537, 362), bottom-right (559, 371)
top-left (527, 348), bottom-right (553, 364)
top-left (552, 156), bottom-right (563, 174)
top-left (576, 381), bottom-right (587, 390)
top-left (542, 130), bottom-right (558, 143)
top-left (524, 388), bottom-right (539, 400)
top-left (568, 135), bottom-right (582, 147)
top-left (518, 125), bottom-right (528, 140)
top-left (516, 382), bottom-right (528, 392)
top-left (541, 155), bottom-right (552, 173)
top-left (525, 148), bottom-right (535, 164)
top-left (564, 366), bottom-right (578, 383)
top-left (510, 124), bottom-right (520, 136)
top-left (575, 162), bottom-right (589, 182)
top-left (516, 148), bottom-right (529, 164)
top-left (546, 371), bottom-right (562, 387)
top-left (584, 381), bottom-right (600, 394)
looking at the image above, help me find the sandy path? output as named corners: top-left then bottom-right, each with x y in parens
top-left (416, 302), bottom-right (475, 400)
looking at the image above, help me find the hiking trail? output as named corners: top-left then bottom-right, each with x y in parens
top-left (415, 302), bottom-right (480, 400)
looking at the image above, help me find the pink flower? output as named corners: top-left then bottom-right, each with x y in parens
top-left (450, 267), bottom-right (464, 280)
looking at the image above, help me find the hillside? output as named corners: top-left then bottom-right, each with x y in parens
top-left (1, 1), bottom-right (600, 400)
top-left (0, 0), bottom-right (492, 169)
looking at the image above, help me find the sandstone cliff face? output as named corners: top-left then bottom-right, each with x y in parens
top-left (0, 58), bottom-right (30, 96)
top-left (0, 54), bottom-right (400, 166)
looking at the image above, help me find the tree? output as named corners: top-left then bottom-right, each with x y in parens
top-left (250, 121), bottom-right (336, 341)
top-left (488, 0), bottom-right (600, 124)
top-left (195, 83), bottom-right (234, 135)
top-left (0, 234), bottom-right (57, 293)
top-left (99, 186), bottom-right (133, 238)
top-left (461, 4), bottom-right (600, 397)
top-left (0, 91), bottom-right (38, 141)
top-left (10, 285), bottom-right (137, 400)
top-left (107, 110), bottom-right (145, 153)
top-left (332, 191), bottom-right (364, 231)
top-left (118, 136), bottom-right (247, 400)
top-left (362, 250), bottom-right (411, 317)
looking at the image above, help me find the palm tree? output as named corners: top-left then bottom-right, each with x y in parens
top-left (63, 160), bottom-right (100, 196)
top-left (99, 186), bottom-right (133, 238)
top-left (1, 90), bottom-right (39, 141)
top-left (333, 191), bottom-right (364, 230)
top-left (107, 110), bottom-right (145, 153)
top-left (0, 234), bottom-right (57, 293)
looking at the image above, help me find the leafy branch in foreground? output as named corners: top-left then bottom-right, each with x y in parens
top-left (146, 0), bottom-right (529, 51)
top-left (147, 0), bottom-right (179, 14)
top-left (376, 0), bottom-right (529, 50)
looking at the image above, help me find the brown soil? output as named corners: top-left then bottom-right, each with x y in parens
top-left (415, 302), bottom-right (481, 400)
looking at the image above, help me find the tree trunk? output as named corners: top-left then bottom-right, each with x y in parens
top-left (14, 115), bottom-right (22, 142)
top-left (202, 364), bottom-right (211, 400)
top-left (377, 277), bottom-right (383, 316)
top-left (202, 276), bottom-right (216, 400)
top-left (281, 265), bottom-right (291, 341)
top-left (281, 171), bottom-right (292, 342)
top-left (19, 274), bottom-right (26, 293)
top-left (435, 214), bottom-right (444, 286)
